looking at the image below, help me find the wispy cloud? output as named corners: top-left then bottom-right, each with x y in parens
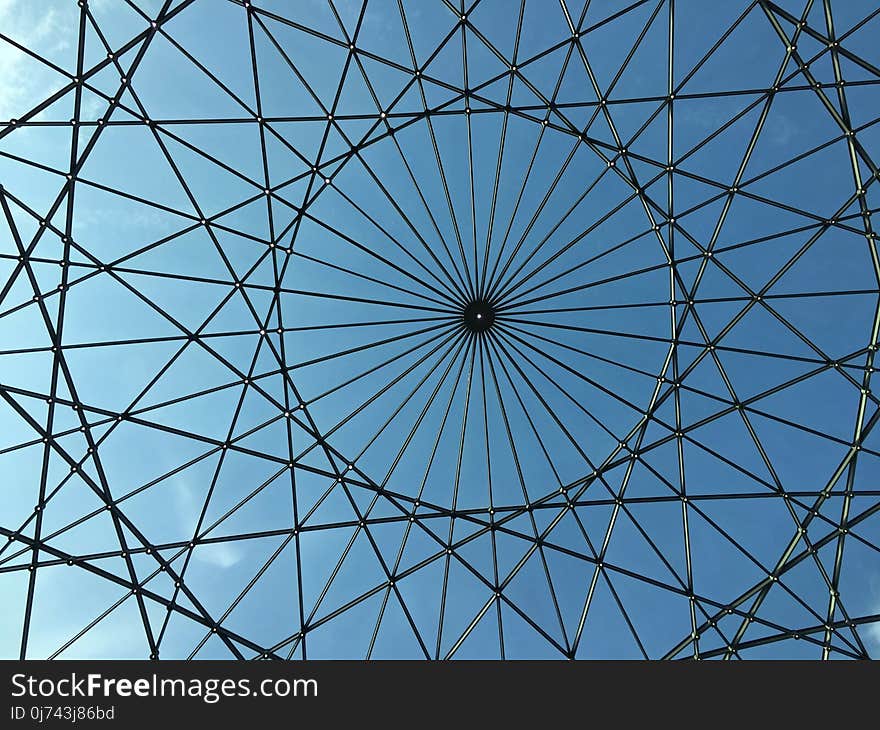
top-left (173, 480), bottom-right (244, 569)
top-left (73, 204), bottom-right (178, 231)
top-left (867, 609), bottom-right (880, 657)
top-left (0, 0), bottom-right (71, 120)
top-left (193, 541), bottom-right (245, 569)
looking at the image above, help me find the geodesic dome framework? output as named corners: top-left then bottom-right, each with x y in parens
top-left (1, 0), bottom-right (880, 659)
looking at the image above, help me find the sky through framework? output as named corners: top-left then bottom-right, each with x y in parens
top-left (1, 0), bottom-right (880, 659)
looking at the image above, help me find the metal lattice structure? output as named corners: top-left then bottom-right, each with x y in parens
top-left (1, 0), bottom-right (880, 659)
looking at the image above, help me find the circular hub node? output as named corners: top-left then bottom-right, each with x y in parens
top-left (463, 300), bottom-right (495, 333)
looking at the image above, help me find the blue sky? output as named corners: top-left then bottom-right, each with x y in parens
top-left (1, 0), bottom-right (879, 659)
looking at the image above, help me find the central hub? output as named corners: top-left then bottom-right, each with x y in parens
top-left (463, 299), bottom-right (495, 333)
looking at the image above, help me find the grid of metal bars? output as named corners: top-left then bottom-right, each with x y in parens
top-left (1, 0), bottom-right (880, 659)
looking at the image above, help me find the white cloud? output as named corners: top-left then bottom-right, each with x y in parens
top-left (73, 203), bottom-right (176, 231)
top-left (0, 0), bottom-right (72, 120)
top-left (867, 612), bottom-right (880, 656)
top-left (193, 541), bottom-right (245, 569)
top-left (173, 480), bottom-right (244, 569)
